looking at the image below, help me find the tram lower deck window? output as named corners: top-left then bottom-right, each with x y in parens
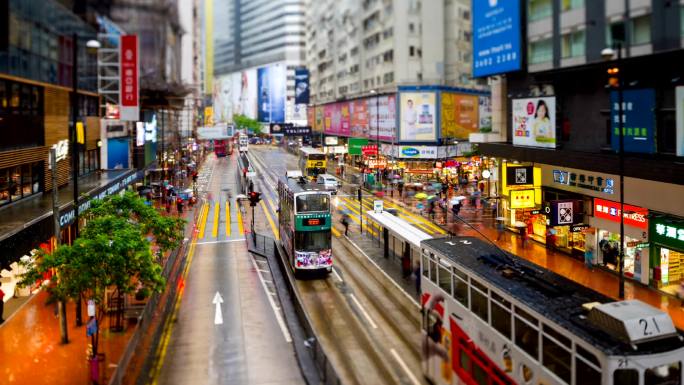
top-left (614, 369), bottom-right (639, 385)
top-left (645, 362), bottom-right (681, 385)
top-left (574, 357), bottom-right (601, 385)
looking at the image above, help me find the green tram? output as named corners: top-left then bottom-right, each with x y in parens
top-left (277, 172), bottom-right (333, 275)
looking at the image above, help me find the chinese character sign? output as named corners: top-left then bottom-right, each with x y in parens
top-left (119, 35), bottom-right (139, 121)
top-left (610, 88), bottom-right (655, 154)
top-left (652, 217), bottom-right (684, 251)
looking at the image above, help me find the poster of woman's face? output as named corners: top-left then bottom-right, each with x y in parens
top-left (511, 97), bottom-right (556, 148)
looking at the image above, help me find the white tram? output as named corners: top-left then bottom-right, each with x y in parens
top-left (420, 236), bottom-right (684, 385)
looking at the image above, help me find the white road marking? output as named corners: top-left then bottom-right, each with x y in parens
top-left (350, 294), bottom-right (378, 329)
top-left (213, 291), bottom-right (224, 325)
top-left (332, 267), bottom-right (343, 282)
top-left (390, 348), bottom-right (422, 385)
top-left (248, 255), bottom-right (293, 343)
top-left (345, 235), bottom-right (420, 309)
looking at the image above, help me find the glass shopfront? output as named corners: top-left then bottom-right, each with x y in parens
top-left (0, 161), bottom-right (42, 207)
top-left (650, 215), bottom-right (684, 295)
top-left (597, 229), bottom-right (645, 281)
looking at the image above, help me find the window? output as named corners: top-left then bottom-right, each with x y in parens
top-left (561, 0), bottom-right (583, 11)
top-left (645, 362), bottom-right (681, 385)
top-left (490, 292), bottom-right (511, 338)
top-left (470, 280), bottom-right (488, 322)
top-left (422, 255), bottom-right (430, 278)
top-left (529, 38), bottom-right (553, 64)
top-left (438, 264), bottom-right (451, 294)
top-left (409, 46), bottom-right (415, 57)
top-left (631, 15), bottom-right (651, 45)
top-left (294, 231), bottom-right (331, 252)
top-left (542, 335), bottom-right (571, 383)
top-left (0, 81), bottom-right (6, 112)
top-left (430, 255), bottom-right (438, 284)
top-left (409, 23), bottom-right (415, 33)
top-left (452, 268), bottom-right (468, 307)
top-left (514, 307), bottom-right (539, 359)
top-left (529, 0), bottom-right (552, 21)
top-left (296, 193), bottom-right (330, 213)
top-left (459, 347), bottom-right (471, 371)
top-left (575, 357), bottom-right (601, 385)
top-left (681, 6), bottom-right (684, 36)
top-left (472, 360), bottom-right (488, 385)
top-left (606, 21), bottom-right (626, 47)
top-left (561, 30), bottom-right (585, 58)
top-left (613, 369), bottom-right (639, 385)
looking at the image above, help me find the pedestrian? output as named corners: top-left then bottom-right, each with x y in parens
top-left (248, 180), bottom-right (254, 193)
top-left (519, 226), bottom-right (527, 249)
top-left (341, 213), bottom-right (350, 236)
top-left (584, 245), bottom-right (594, 270)
top-left (451, 203), bottom-right (459, 222)
top-left (495, 219), bottom-right (505, 241)
top-left (176, 196), bottom-right (184, 214)
top-left (0, 287), bottom-right (4, 323)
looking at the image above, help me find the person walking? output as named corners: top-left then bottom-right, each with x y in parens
top-left (0, 287), bottom-right (5, 323)
top-left (496, 219), bottom-right (505, 241)
top-left (176, 196), bottom-right (184, 215)
top-left (341, 213), bottom-right (350, 236)
top-left (584, 245), bottom-right (595, 271)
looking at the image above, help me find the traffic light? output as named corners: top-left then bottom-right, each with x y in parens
top-left (607, 67), bottom-right (620, 88)
top-left (248, 191), bottom-right (261, 207)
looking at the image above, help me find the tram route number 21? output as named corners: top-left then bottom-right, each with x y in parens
top-left (639, 317), bottom-right (661, 336)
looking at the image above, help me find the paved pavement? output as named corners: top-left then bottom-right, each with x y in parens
top-left (154, 153), bottom-right (303, 385)
top-left (338, 165), bottom-right (684, 329)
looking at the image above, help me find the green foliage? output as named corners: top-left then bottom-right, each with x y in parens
top-left (233, 114), bottom-right (262, 135)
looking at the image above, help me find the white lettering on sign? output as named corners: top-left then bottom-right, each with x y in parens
top-left (49, 140), bottom-right (70, 168)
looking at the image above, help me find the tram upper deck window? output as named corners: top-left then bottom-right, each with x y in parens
top-left (645, 362), bottom-right (681, 385)
top-left (452, 268), bottom-right (468, 307)
top-left (613, 369), bottom-right (639, 385)
top-left (470, 279), bottom-right (489, 322)
top-left (296, 193), bottom-right (330, 213)
top-left (438, 261), bottom-right (452, 295)
top-left (514, 307), bottom-right (539, 360)
top-left (490, 291), bottom-right (511, 339)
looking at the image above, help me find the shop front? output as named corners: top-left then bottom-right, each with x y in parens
top-left (500, 163), bottom-right (541, 231)
top-left (650, 215), bottom-right (684, 295)
top-left (589, 198), bottom-right (649, 284)
top-left (542, 199), bottom-right (586, 257)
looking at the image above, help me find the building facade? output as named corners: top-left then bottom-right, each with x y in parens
top-left (471, 0), bottom-right (684, 294)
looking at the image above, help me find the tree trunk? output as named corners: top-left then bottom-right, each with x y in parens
top-left (59, 300), bottom-right (69, 344)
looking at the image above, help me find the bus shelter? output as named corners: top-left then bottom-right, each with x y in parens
top-left (365, 210), bottom-right (432, 276)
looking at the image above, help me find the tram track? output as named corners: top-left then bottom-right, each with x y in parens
top-left (248, 147), bottom-right (427, 385)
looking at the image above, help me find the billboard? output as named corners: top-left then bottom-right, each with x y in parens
top-left (313, 106), bottom-right (324, 133)
top-left (512, 97), bottom-right (556, 148)
top-left (307, 106), bottom-right (315, 129)
top-left (610, 89), bottom-right (655, 154)
top-left (119, 35), bottom-right (139, 121)
top-left (233, 70), bottom-right (257, 119)
top-left (294, 68), bottom-right (310, 104)
top-left (213, 74), bottom-right (233, 123)
top-left (107, 137), bottom-right (129, 169)
top-left (472, 0), bottom-right (522, 78)
top-left (399, 92), bottom-right (436, 142)
top-left (324, 102), bottom-right (351, 136)
top-left (351, 99), bottom-right (369, 138)
top-left (479, 95), bottom-right (492, 132)
top-left (368, 95), bottom-right (397, 141)
top-left (257, 64), bottom-right (286, 122)
top-left (441, 93), bottom-right (479, 139)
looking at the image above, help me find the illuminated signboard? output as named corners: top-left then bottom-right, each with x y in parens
top-left (594, 198), bottom-right (648, 229)
top-left (303, 218), bottom-right (324, 226)
top-left (510, 189), bottom-right (535, 209)
top-left (651, 216), bottom-right (684, 251)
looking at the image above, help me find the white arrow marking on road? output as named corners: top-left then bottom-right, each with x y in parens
top-left (213, 291), bottom-right (224, 325)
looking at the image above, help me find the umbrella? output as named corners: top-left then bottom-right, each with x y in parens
top-left (414, 192), bottom-right (428, 200)
top-left (392, 174), bottom-right (402, 179)
top-left (427, 195), bottom-right (437, 201)
top-left (449, 197), bottom-right (460, 205)
top-left (453, 195), bottom-right (467, 201)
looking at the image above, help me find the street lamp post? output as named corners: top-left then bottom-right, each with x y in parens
top-left (602, 42), bottom-right (625, 299)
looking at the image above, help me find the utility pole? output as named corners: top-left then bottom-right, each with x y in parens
top-left (616, 42), bottom-right (625, 299)
top-left (51, 148), bottom-right (68, 344)
top-left (71, 33), bottom-right (82, 327)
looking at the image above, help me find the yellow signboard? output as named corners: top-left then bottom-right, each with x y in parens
top-left (510, 189), bottom-right (536, 209)
top-left (204, 106), bottom-right (214, 126)
top-left (307, 159), bottom-right (326, 169)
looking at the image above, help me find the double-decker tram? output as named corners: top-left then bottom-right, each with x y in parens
top-left (238, 133), bottom-right (249, 153)
top-left (420, 236), bottom-right (684, 385)
top-left (298, 147), bottom-right (326, 179)
top-left (277, 172), bottom-right (333, 276)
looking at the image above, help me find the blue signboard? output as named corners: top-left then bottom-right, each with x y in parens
top-left (294, 68), bottom-right (310, 104)
top-left (472, 0), bottom-right (522, 78)
top-left (107, 137), bottom-right (130, 169)
top-left (610, 89), bottom-right (655, 154)
top-left (257, 64), bottom-right (286, 123)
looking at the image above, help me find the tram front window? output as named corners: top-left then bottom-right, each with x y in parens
top-left (296, 194), bottom-right (330, 213)
top-left (295, 231), bottom-right (331, 252)
top-left (645, 362), bottom-right (681, 385)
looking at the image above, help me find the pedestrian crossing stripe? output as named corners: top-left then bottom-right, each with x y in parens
top-left (237, 205), bottom-right (244, 235)
top-left (226, 201), bottom-right (231, 237)
top-left (198, 203), bottom-right (209, 239)
top-left (212, 202), bottom-right (220, 238)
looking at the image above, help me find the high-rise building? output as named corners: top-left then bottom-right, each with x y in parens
top-left (471, 0), bottom-right (684, 295)
top-left (306, 0), bottom-right (478, 104)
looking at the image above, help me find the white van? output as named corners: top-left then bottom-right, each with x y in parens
top-left (316, 174), bottom-right (339, 194)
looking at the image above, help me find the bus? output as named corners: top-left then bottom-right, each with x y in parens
top-left (420, 236), bottom-right (684, 385)
top-left (277, 173), bottom-right (333, 276)
top-left (298, 147), bottom-right (326, 179)
top-left (213, 139), bottom-right (232, 157)
top-left (238, 134), bottom-right (249, 153)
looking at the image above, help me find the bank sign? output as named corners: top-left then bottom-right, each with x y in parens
top-left (610, 88), bottom-right (655, 154)
top-left (472, 0), bottom-right (522, 78)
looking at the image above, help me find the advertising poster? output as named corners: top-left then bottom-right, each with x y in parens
top-left (294, 68), bottom-right (310, 104)
top-left (512, 97), bottom-right (556, 148)
top-left (231, 70), bottom-right (257, 120)
top-left (314, 106), bottom-right (324, 132)
top-left (610, 88), bottom-right (655, 154)
top-left (441, 93), bottom-right (479, 139)
top-left (351, 99), bottom-right (369, 138)
top-left (257, 64), bottom-right (286, 122)
top-left (369, 95), bottom-right (397, 141)
top-left (399, 92), bottom-right (436, 141)
top-left (107, 137), bottom-right (130, 169)
top-left (479, 95), bottom-right (492, 132)
top-left (213, 74), bottom-right (233, 123)
top-left (307, 106), bottom-right (315, 129)
top-left (472, 0), bottom-right (522, 78)
top-left (324, 102), bottom-right (351, 137)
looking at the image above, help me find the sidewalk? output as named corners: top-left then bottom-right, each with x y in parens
top-left (337, 165), bottom-right (684, 329)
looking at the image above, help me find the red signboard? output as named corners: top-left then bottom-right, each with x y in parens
top-left (362, 144), bottom-right (378, 155)
top-left (119, 35), bottom-right (139, 120)
top-left (594, 198), bottom-right (648, 229)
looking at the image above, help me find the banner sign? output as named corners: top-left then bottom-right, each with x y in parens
top-left (257, 64), bottom-right (286, 122)
top-left (512, 97), bottom-right (556, 148)
top-left (472, 0), bottom-right (522, 78)
top-left (119, 35), bottom-right (139, 121)
top-left (324, 136), bottom-right (338, 146)
top-left (510, 189), bottom-right (536, 209)
top-left (362, 145), bottom-right (378, 156)
top-left (610, 88), bottom-right (655, 154)
top-left (506, 166), bottom-right (534, 186)
top-left (594, 198), bottom-right (648, 229)
top-left (294, 68), bottom-right (310, 104)
top-left (284, 125), bottom-right (312, 136)
top-left (269, 123), bottom-right (290, 134)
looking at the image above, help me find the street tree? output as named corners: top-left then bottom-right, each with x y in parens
top-left (233, 114), bottom-right (262, 135)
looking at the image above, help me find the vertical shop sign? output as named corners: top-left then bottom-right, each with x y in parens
top-left (119, 35), bottom-right (139, 121)
top-left (610, 88), bottom-right (655, 154)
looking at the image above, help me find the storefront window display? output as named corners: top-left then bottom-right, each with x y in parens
top-left (597, 230), bottom-right (644, 280)
top-left (650, 216), bottom-right (684, 294)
